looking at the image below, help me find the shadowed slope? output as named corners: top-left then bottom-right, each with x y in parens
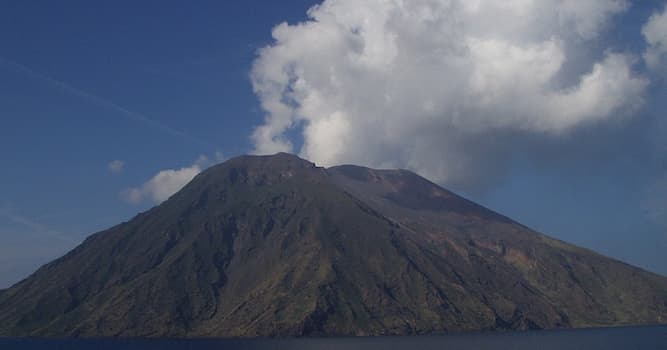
top-left (328, 165), bottom-right (667, 327)
top-left (0, 153), bottom-right (665, 337)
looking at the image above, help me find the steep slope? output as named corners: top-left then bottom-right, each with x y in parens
top-left (328, 165), bottom-right (667, 328)
top-left (0, 153), bottom-right (665, 337)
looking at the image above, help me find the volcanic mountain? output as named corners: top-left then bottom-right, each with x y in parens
top-left (1, 153), bottom-right (666, 337)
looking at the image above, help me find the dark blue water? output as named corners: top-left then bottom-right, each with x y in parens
top-left (1, 326), bottom-right (666, 350)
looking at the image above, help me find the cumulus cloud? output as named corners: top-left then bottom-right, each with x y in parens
top-left (250, 0), bottom-right (648, 188)
top-left (556, 0), bottom-right (628, 39)
top-left (643, 4), bottom-right (667, 73)
top-left (121, 155), bottom-right (216, 204)
top-left (108, 160), bottom-right (125, 173)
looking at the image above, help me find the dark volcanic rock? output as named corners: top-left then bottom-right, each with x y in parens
top-left (0, 153), bottom-right (666, 337)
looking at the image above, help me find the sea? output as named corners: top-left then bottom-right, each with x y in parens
top-left (1, 325), bottom-right (666, 350)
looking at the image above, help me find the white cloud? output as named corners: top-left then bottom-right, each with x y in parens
top-left (250, 0), bottom-right (647, 188)
top-left (120, 153), bottom-right (225, 205)
top-left (108, 160), bottom-right (125, 173)
top-left (556, 0), bottom-right (628, 40)
top-left (121, 156), bottom-right (211, 204)
top-left (121, 165), bottom-right (200, 204)
top-left (213, 150), bottom-right (226, 163)
top-left (643, 4), bottom-right (667, 73)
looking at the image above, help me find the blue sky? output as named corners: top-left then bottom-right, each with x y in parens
top-left (1, 0), bottom-right (666, 288)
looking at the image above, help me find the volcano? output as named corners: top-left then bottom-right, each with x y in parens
top-left (1, 153), bottom-right (666, 337)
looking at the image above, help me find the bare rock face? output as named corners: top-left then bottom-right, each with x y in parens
top-left (1, 153), bottom-right (666, 337)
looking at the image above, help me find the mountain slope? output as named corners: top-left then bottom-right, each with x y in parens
top-left (0, 153), bottom-right (665, 337)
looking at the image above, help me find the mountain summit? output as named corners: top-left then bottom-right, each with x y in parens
top-left (1, 153), bottom-right (666, 337)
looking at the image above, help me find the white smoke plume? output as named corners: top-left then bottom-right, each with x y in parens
top-left (250, 0), bottom-right (648, 188)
